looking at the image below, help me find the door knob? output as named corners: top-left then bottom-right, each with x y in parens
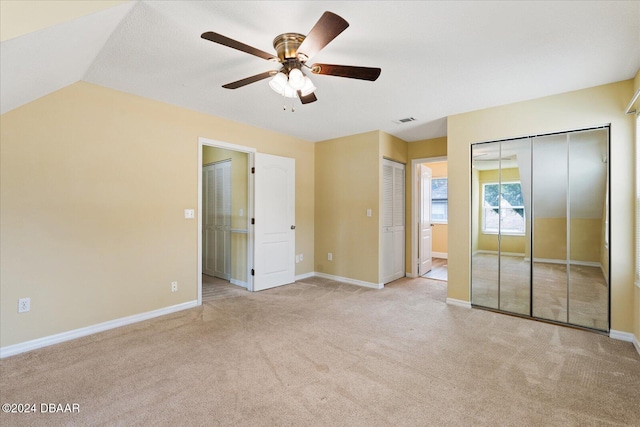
top-left (291, 225), bottom-right (296, 230)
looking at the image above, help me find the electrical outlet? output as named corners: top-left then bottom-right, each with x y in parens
top-left (18, 297), bottom-right (30, 313)
top-left (171, 282), bottom-right (178, 292)
top-left (328, 252), bottom-right (333, 261)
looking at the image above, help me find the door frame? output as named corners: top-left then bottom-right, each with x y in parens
top-left (409, 156), bottom-right (447, 278)
top-left (198, 137), bottom-right (256, 304)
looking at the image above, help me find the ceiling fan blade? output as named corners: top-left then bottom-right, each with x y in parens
top-left (297, 12), bottom-right (349, 61)
top-left (297, 90), bottom-right (317, 104)
top-left (311, 64), bottom-right (381, 81)
top-left (222, 71), bottom-right (276, 89)
top-left (201, 32), bottom-right (276, 61)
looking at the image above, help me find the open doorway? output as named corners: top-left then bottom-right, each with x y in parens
top-left (197, 138), bottom-right (297, 303)
top-left (198, 138), bottom-right (255, 304)
top-left (411, 156), bottom-right (448, 282)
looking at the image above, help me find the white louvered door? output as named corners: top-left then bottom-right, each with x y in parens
top-left (382, 159), bottom-right (405, 284)
top-left (203, 160), bottom-right (231, 280)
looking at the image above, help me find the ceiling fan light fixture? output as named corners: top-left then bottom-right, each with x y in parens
top-left (288, 68), bottom-right (305, 90)
top-left (268, 72), bottom-right (288, 94)
top-left (300, 76), bottom-right (316, 96)
top-left (282, 82), bottom-right (298, 99)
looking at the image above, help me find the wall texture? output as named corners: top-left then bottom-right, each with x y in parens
top-left (0, 82), bottom-right (314, 348)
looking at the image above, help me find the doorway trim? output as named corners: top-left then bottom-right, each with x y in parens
top-left (198, 137), bottom-right (256, 304)
top-left (409, 156), bottom-right (447, 278)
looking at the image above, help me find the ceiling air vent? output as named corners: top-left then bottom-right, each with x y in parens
top-left (393, 117), bottom-right (416, 124)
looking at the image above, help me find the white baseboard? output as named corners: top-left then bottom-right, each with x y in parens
top-left (432, 252), bottom-right (448, 259)
top-left (0, 300), bottom-right (198, 359)
top-left (446, 298), bottom-right (472, 308)
top-left (609, 329), bottom-right (640, 356)
top-left (295, 272), bottom-right (315, 281)
top-left (313, 272), bottom-right (383, 289)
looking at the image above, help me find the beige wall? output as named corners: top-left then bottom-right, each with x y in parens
top-left (314, 131), bottom-right (381, 284)
top-left (0, 81), bottom-right (314, 347)
top-left (202, 147), bottom-right (249, 283)
top-left (408, 136), bottom-right (447, 159)
top-left (448, 80), bottom-right (636, 332)
top-left (380, 132), bottom-right (408, 164)
top-left (314, 130), bottom-right (409, 285)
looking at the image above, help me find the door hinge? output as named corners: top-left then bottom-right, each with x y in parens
top-left (251, 269), bottom-right (255, 276)
top-left (251, 218), bottom-right (255, 225)
top-left (251, 167), bottom-right (255, 174)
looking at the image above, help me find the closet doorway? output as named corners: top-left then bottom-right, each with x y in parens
top-left (200, 142), bottom-right (251, 302)
top-left (470, 126), bottom-right (610, 332)
top-left (381, 159), bottom-right (405, 284)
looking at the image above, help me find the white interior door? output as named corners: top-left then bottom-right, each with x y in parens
top-left (203, 161), bottom-right (231, 280)
top-left (253, 153), bottom-right (295, 291)
top-left (419, 164), bottom-right (433, 275)
top-left (382, 159), bottom-right (405, 284)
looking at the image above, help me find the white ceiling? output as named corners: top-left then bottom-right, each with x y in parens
top-left (2, 1), bottom-right (639, 142)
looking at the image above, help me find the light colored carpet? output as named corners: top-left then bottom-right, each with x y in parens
top-left (202, 274), bottom-right (248, 301)
top-left (1, 276), bottom-right (638, 426)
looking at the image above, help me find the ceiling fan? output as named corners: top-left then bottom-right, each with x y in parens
top-left (201, 11), bottom-right (381, 105)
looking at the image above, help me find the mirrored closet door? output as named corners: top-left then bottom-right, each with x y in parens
top-left (471, 127), bottom-right (609, 332)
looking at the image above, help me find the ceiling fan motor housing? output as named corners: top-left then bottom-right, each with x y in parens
top-left (273, 33), bottom-right (306, 62)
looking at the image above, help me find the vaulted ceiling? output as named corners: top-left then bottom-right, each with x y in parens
top-left (1, 1), bottom-right (639, 142)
